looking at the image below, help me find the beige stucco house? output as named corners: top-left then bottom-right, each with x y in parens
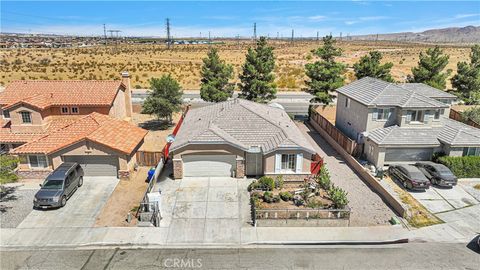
top-left (0, 72), bottom-right (147, 178)
top-left (334, 77), bottom-right (480, 168)
top-left (169, 99), bottom-right (316, 180)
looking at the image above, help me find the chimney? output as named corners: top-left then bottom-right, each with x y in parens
top-left (121, 71), bottom-right (133, 118)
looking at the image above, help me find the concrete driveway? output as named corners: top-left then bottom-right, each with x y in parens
top-left (155, 176), bottom-right (252, 244)
top-left (407, 181), bottom-right (480, 214)
top-left (17, 177), bottom-right (118, 228)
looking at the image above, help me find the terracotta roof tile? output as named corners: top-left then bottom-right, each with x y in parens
top-left (11, 113), bottom-right (147, 155)
top-left (0, 80), bottom-right (124, 109)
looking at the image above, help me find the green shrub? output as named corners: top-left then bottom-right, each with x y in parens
top-left (315, 166), bottom-right (331, 190)
top-left (438, 156), bottom-right (480, 178)
top-left (274, 175), bottom-right (284, 189)
top-left (279, 191), bottom-right (293, 201)
top-left (328, 185), bottom-right (349, 209)
top-left (258, 176), bottom-right (275, 191)
top-left (306, 198), bottom-right (324, 209)
top-left (263, 191), bottom-right (274, 203)
top-left (0, 155), bottom-right (19, 184)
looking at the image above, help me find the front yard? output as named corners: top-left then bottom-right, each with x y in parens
top-left (132, 112), bottom-right (182, 152)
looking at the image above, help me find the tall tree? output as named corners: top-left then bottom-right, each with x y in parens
top-left (142, 74), bottom-right (183, 124)
top-left (451, 45), bottom-right (480, 104)
top-left (304, 35), bottom-right (345, 104)
top-left (200, 48), bottom-right (234, 102)
top-left (353, 51), bottom-right (394, 82)
top-left (407, 46), bottom-right (451, 89)
top-left (238, 36), bottom-right (276, 103)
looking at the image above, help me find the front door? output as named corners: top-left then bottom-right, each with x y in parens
top-left (246, 152), bottom-right (263, 176)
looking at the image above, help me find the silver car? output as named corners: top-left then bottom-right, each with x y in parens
top-left (33, 163), bottom-right (84, 209)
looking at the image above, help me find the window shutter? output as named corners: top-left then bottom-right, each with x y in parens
top-left (275, 154), bottom-right (281, 173)
top-left (389, 108), bottom-right (394, 119)
top-left (372, 109), bottom-right (378, 121)
top-left (295, 153), bottom-right (303, 173)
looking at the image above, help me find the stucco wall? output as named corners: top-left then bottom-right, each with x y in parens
top-left (45, 106), bottom-right (110, 118)
top-left (109, 89), bottom-right (127, 120)
top-left (9, 105), bottom-right (47, 133)
top-left (443, 145), bottom-right (464, 157)
top-left (172, 144), bottom-right (245, 159)
top-left (264, 150), bottom-right (313, 174)
top-left (366, 107), bottom-right (397, 131)
top-left (335, 94), bottom-right (369, 140)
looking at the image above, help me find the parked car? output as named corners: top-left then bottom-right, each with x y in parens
top-left (33, 163), bottom-right (84, 209)
top-left (414, 161), bottom-right (457, 187)
top-left (388, 164), bottom-right (431, 190)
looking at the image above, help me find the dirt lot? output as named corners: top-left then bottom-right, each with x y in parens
top-left (132, 112), bottom-right (182, 151)
top-left (0, 40), bottom-right (471, 90)
top-left (94, 167), bottom-right (149, 227)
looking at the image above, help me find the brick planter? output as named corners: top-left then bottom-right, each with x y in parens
top-left (16, 169), bottom-right (52, 179)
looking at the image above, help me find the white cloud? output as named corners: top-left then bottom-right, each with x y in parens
top-left (308, 15), bottom-right (327, 22)
top-left (454, 13), bottom-right (480, 19)
top-left (359, 16), bottom-right (389, 21)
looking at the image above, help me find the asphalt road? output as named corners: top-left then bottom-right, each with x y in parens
top-left (2, 243), bottom-right (479, 270)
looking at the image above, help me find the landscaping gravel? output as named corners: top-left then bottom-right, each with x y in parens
top-left (0, 185), bottom-right (37, 228)
top-left (298, 122), bottom-right (397, 226)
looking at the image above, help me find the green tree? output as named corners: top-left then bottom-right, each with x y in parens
top-left (353, 51), bottom-right (394, 82)
top-left (142, 74), bottom-right (183, 124)
top-left (0, 155), bottom-right (19, 184)
top-left (238, 36), bottom-right (276, 103)
top-left (451, 45), bottom-right (480, 104)
top-left (407, 46), bottom-right (451, 90)
top-left (200, 48), bottom-right (234, 102)
top-left (304, 35), bottom-right (346, 104)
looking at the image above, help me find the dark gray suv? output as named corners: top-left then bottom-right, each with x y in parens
top-left (33, 163), bottom-right (84, 209)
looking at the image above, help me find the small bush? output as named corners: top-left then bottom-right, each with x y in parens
top-left (274, 175), bottom-right (284, 189)
top-left (315, 166), bottom-right (331, 190)
top-left (328, 184), bottom-right (349, 209)
top-left (279, 191), bottom-right (293, 201)
top-left (0, 155), bottom-right (19, 184)
top-left (306, 198), bottom-right (324, 209)
top-left (438, 156), bottom-right (480, 178)
top-left (263, 191), bottom-right (274, 203)
top-left (258, 176), bottom-right (275, 191)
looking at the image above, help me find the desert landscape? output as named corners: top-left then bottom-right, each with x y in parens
top-left (0, 40), bottom-right (473, 90)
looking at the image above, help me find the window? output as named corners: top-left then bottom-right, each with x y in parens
top-left (375, 108), bottom-right (392, 121)
top-left (61, 107), bottom-right (69, 114)
top-left (20, 111), bottom-right (31, 123)
top-left (406, 110), bottom-right (424, 123)
top-left (70, 107), bottom-right (79, 114)
top-left (345, 97), bottom-right (351, 108)
top-left (463, 147), bottom-right (480, 156)
top-left (29, 155), bottom-right (48, 168)
top-left (281, 154), bottom-right (296, 171)
top-left (368, 145), bottom-right (374, 156)
top-left (2, 110), bottom-right (10, 119)
top-left (433, 109), bottom-right (444, 120)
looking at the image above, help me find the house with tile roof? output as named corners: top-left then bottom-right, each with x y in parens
top-left (334, 77), bottom-right (479, 168)
top-left (169, 98), bottom-right (316, 180)
top-left (0, 73), bottom-right (147, 179)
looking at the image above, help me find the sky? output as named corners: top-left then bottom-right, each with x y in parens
top-left (1, 1), bottom-right (479, 38)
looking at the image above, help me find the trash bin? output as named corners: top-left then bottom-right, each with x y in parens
top-left (147, 167), bottom-right (156, 182)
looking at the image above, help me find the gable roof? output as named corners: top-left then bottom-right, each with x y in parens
top-left (170, 99), bottom-right (316, 154)
top-left (11, 113), bottom-right (147, 155)
top-left (368, 117), bottom-right (480, 147)
top-left (336, 77), bottom-right (450, 108)
top-left (399, 83), bottom-right (457, 99)
top-left (0, 80), bottom-right (124, 110)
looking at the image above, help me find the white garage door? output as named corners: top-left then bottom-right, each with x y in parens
top-left (62, 155), bottom-right (119, 177)
top-left (183, 155), bottom-right (236, 177)
top-left (384, 148), bottom-right (433, 162)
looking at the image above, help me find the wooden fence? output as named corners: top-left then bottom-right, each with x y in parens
top-left (310, 110), bottom-right (360, 156)
top-left (136, 151), bottom-right (164, 166)
top-left (449, 108), bottom-right (480, 129)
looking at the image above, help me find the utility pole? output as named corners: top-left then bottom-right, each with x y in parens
top-left (236, 34), bottom-right (240, 50)
top-left (316, 31), bottom-right (319, 42)
top-left (276, 32), bottom-right (279, 40)
top-left (253, 22), bottom-right (257, 41)
top-left (291, 29), bottom-right (294, 44)
top-left (208, 31), bottom-right (211, 43)
top-left (340, 32), bottom-right (342, 41)
top-left (103, 24), bottom-right (107, 46)
top-left (166, 18), bottom-right (171, 49)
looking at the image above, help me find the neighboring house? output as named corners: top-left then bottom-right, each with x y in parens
top-left (169, 99), bottom-right (316, 180)
top-left (10, 112), bottom-right (147, 179)
top-left (0, 72), bottom-right (148, 179)
top-left (0, 72), bottom-right (133, 152)
top-left (335, 77), bottom-right (480, 168)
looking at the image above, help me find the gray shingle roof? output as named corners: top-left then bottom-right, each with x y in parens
top-left (337, 77), bottom-right (449, 108)
top-left (170, 99), bottom-right (316, 154)
top-left (368, 117), bottom-right (480, 147)
top-left (399, 83), bottom-right (457, 99)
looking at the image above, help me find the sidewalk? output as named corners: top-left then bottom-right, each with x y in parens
top-left (0, 225), bottom-right (410, 250)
